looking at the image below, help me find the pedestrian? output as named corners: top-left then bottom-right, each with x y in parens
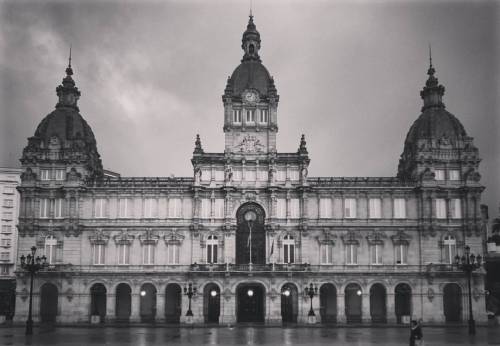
top-left (409, 320), bottom-right (418, 346)
top-left (415, 319), bottom-right (424, 346)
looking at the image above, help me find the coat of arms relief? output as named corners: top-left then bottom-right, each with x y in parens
top-left (235, 135), bottom-right (265, 153)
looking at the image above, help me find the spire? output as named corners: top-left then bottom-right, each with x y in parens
top-left (193, 134), bottom-right (204, 154)
top-left (298, 134), bottom-right (308, 155)
top-left (420, 48), bottom-right (445, 112)
top-left (55, 46), bottom-right (81, 110)
top-left (241, 13), bottom-right (261, 62)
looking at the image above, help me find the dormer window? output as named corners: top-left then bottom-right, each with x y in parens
top-left (233, 109), bottom-right (242, 123)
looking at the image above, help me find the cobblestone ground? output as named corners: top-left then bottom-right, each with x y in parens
top-left (0, 326), bottom-right (499, 345)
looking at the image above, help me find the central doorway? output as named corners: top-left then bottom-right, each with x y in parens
top-left (237, 283), bottom-right (265, 323)
top-left (236, 203), bottom-right (266, 265)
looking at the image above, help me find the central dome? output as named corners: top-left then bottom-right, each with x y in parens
top-left (230, 60), bottom-right (272, 96)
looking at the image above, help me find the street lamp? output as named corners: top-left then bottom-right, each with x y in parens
top-left (454, 245), bottom-right (482, 336)
top-left (304, 283), bottom-right (318, 317)
top-left (245, 211), bottom-right (257, 268)
top-left (183, 283), bottom-right (197, 317)
top-left (20, 246), bottom-right (48, 335)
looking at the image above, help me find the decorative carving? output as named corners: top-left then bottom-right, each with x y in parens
top-left (316, 229), bottom-right (337, 245)
top-left (391, 229), bottom-right (412, 245)
top-left (427, 287), bottom-right (435, 301)
top-left (66, 167), bottom-right (81, 181)
top-left (89, 229), bottom-right (110, 245)
top-left (65, 288), bottom-right (74, 302)
top-left (341, 230), bottom-right (361, 245)
top-left (113, 229), bottom-right (134, 245)
top-left (473, 288), bottom-right (481, 301)
top-left (366, 230), bottom-right (388, 245)
top-left (139, 229), bottom-right (160, 245)
top-left (164, 229), bottom-right (185, 245)
top-left (235, 135), bottom-right (265, 153)
top-left (21, 168), bottom-right (37, 181)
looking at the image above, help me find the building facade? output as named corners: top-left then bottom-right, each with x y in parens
top-left (14, 16), bottom-right (487, 325)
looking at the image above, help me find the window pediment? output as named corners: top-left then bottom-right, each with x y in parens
top-left (391, 229), bottom-right (412, 245)
top-left (316, 229), bottom-right (337, 245)
top-left (139, 229), bottom-right (159, 245)
top-left (366, 230), bottom-right (388, 245)
top-left (113, 229), bottom-right (134, 245)
top-left (164, 229), bottom-right (185, 245)
top-left (89, 229), bottom-right (110, 245)
top-left (341, 230), bottom-right (361, 245)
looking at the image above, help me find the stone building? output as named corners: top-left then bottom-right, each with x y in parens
top-left (14, 16), bottom-right (487, 325)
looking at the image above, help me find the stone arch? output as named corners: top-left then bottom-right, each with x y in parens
top-left (90, 283), bottom-right (107, 323)
top-left (394, 282), bottom-right (412, 324)
top-left (319, 283), bottom-right (337, 324)
top-left (139, 283), bottom-right (157, 322)
top-left (40, 282), bottom-right (58, 323)
top-left (115, 283), bottom-right (132, 321)
top-left (165, 283), bottom-right (182, 324)
top-left (235, 202), bottom-right (266, 265)
top-left (345, 282), bottom-right (362, 323)
top-left (280, 282), bottom-right (298, 323)
top-left (443, 283), bottom-right (462, 322)
top-left (236, 281), bottom-right (266, 322)
top-left (203, 282), bottom-right (221, 324)
top-left (369, 283), bottom-right (387, 323)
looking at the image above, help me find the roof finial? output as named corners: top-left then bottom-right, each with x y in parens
top-left (428, 43), bottom-right (432, 68)
top-left (69, 44), bottom-right (72, 68)
top-left (249, 0), bottom-right (253, 18)
top-left (65, 45), bottom-right (73, 76)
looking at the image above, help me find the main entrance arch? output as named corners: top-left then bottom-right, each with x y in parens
top-left (40, 283), bottom-right (58, 323)
top-left (236, 283), bottom-right (265, 323)
top-left (236, 203), bottom-right (266, 265)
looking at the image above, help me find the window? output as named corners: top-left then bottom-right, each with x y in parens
top-left (1, 225), bottom-right (12, 233)
top-left (289, 170), bottom-right (299, 181)
top-left (1, 265), bottom-right (8, 275)
top-left (289, 198), bottom-right (300, 219)
top-left (233, 170), bottom-right (242, 181)
top-left (214, 199), bottom-right (224, 219)
top-left (277, 170), bottom-right (286, 181)
top-left (283, 235), bottom-right (295, 264)
top-left (94, 199), bottom-right (106, 218)
top-left (320, 244), bottom-right (333, 264)
top-left (393, 198), bottom-right (406, 219)
top-left (451, 198), bottom-right (462, 219)
top-left (2, 212), bottom-right (12, 221)
top-left (246, 109), bottom-right (255, 123)
top-left (119, 199), bottom-right (130, 218)
top-left (214, 170), bottom-right (224, 181)
top-left (443, 235), bottom-right (456, 264)
top-left (435, 199), bottom-right (447, 219)
top-left (206, 235), bottom-right (218, 264)
top-left (3, 199), bottom-right (13, 208)
top-left (434, 169), bottom-right (445, 181)
top-left (449, 170), bottom-right (460, 181)
top-left (201, 169), bottom-right (211, 181)
top-left (346, 244), bottom-right (357, 265)
top-left (276, 198), bottom-right (287, 218)
top-left (319, 198), bottom-right (332, 218)
top-left (1, 239), bottom-right (11, 247)
top-left (92, 244), bottom-right (105, 265)
top-left (395, 244), bottom-right (408, 265)
top-left (371, 244), bottom-right (383, 265)
top-left (344, 198), bottom-right (357, 218)
top-left (143, 244), bottom-right (155, 265)
top-left (245, 170), bottom-right (256, 181)
top-left (369, 198), bottom-right (382, 219)
top-left (3, 187), bottom-right (14, 194)
top-left (39, 198), bottom-right (49, 218)
top-left (168, 198), bottom-right (182, 218)
top-left (44, 236), bottom-right (57, 264)
top-left (0, 253), bottom-right (9, 261)
top-left (233, 109), bottom-right (242, 123)
top-left (40, 169), bottom-right (50, 180)
top-left (259, 109), bottom-right (268, 123)
top-left (53, 199), bottom-right (63, 218)
top-left (201, 199), bottom-right (211, 219)
top-left (55, 169), bottom-right (65, 180)
top-left (117, 244), bottom-right (130, 265)
top-left (167, 244), bottom-right (179, 264)
top-left (144, 198), bottom-right (156, 218)
top-left (258, 170), bottom-right (268, 181)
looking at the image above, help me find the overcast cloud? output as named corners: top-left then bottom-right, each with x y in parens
top-left (0, 0), bottom-right (498, 211)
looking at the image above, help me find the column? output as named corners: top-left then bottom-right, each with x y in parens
top-left (221, 292), bottom-right (236, 324)
top-left (362, 292), bottom-right (371, 323)
top-left (386, 291), bottom-right (396, 323)
top-left (106, 293), bottom-right (116, 322)
top-left (130, 292), bottom-right (140, 322)
top-left (337, 292), bottom-right (346, 323)
top-left (156, 292), bottom-right (165, 323)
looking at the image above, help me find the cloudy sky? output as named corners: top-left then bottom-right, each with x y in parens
top-left (0, 0), bottom-right (498, 211)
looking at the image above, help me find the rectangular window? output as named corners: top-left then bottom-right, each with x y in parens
top-left (144, 198), bottom-right (156, 218)
top-left (1, 225), bottom-right (12, 233)
top-left (201, 169), bottom-right (211, 181)
top-left (233, 109), bottom-right (242, 123)
top-left (207, 244), bottom-right (218, 264)
top-left (346, 244), bottom-right (357, 265)
top-left (168, 198), bottom-right (182, 218)
top-left (284, 244), bottom-right (295, 264)
top-left (259, 109), bottom-right (268, 123)
top-left (143, 244), bottom-right (155, 265)
top-left (92, 244), bottom-right (105, 265)
top-left (277, 170), bottom-right (286, 181)
top-left (201, 199), bottom-right (211, 219)
top-left (0, 253), bottom-right (9, 261)
top-left (449, 170), bottom-right (460, 181)
top-left (395, 244), bottom-right (408, 265)
top-left (40, 169), bottom-right (51, 180)
top-left (44, 237), bottom-right (58, 264)
top-left (214, 199), bottom-right (225, 219)
top-left (371, 244), bottom-right (382, 265)
top-left (119, 199), bottom-right (129, 218)
top-left (55, 169), bottom-right (65, 181)
top-left (344, 198), bottom-right (357, 218)
top-left (289, 170), bottom-right (299, 181)
top-left (1, 239), bottom-right (11, 247)
top-left (94, 199), bottom-right (106, 218)
top-left (233, 170), bottom-right (242, 181)
top-left (2, 212), bottom-right (12, 221)
top-left (290, 198), bottom-right (300, 219)
top-left (276, 199), bottom-right (287, 218)
top-left (435, 199), bottom-right (447, 219)
top-left (1, 265), bottom-right (8, 275)
top-left (39, 198), bottom-right (49, 218)
top-left (3, 187), bottom-right (14, 194)
top-left (320, 244), bottom-right (333, 264)
top-left (3, 199), bottom-right (13, 208)
top-left (393, 198), bottom-right (406, 219)
top-left (369, 198), bottom-right (382, 219)
top-left (117, 244), bottom-right (130, 265)
top-left (167, 244), bottom-right (179, 264)
top-left (258, 170), bottom-right (268, 181)
top-left (319, 198), bottom-right (332, 218)
top-left (246, 109), bottom-right (255, 122)
top-left (245, 170), bottom-right (256, 181)
top-left (54, 198), bottom-right (63, 218)
top-left (214, 170), bottom-right (224, 181)
top-left (451, 198), bottom-right (462, 219)
top-left (434, 169), bottom-right (445, 181)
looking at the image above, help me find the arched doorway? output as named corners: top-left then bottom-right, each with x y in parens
top-left (115, 283), bottom-right (131, 322)
top-left (236, 203), bottom-right (266, 265)
top-left (319, 283), bottom-right (337, 324)
top-left (395, 283), bottom-right (412, 324)
top-left (443, 283), bottom-right (462, 322)
top-left (90, 283), bottom-right (107, 323)
top-left (236, 283), bottom-right (265, 322)
top-left (370, 283), bottom-right (387, 323)
top-left (165, 284), bottom-right (182, 323)
top-left (140, 283), bottom-right (157, 322)
top-left (40, 283), bottom-right (58, 323)
top-left (345, 283), bottom-right (362, 323)
top-left (203, 283), bottom-right (220, 324)
top-left (281, 283), bottom-right (298, 323)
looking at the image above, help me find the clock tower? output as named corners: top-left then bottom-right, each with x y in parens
top-left (222, 15), bottom-right (279, 156)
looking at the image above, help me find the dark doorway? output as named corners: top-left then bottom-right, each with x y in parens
top-left (0, 280), bottom-right (15, 320)
top-left (281, 283), bottom-right (298, 323)
top-left (203, 283), bottom-right (220, 324)
top-left (395, 283), bottom-right (412, 324)
top-left (115, 283), bottom-right (131, 322)
top-left (90, 283), bottom-right (107, 323)
top-left (320, 283), bottom-right (337, 323)
top-left (443, 283), bottom-right (462, 322)
top-left (40, 283), bottom-right (58, 323)
top-left (345, 283), bottom-right (362, 323)
top-left (370, 283), bottom-right (387, 323)
top-left (237, 283), bottom-right (265, 322)
top-left (140, 283), bottom-right (157, 323)
top-left (165, 284), bottom-right (182, 324)
top-left (236, 203), bottom-right (266, 265)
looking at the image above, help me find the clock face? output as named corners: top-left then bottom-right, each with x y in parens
top-left (244, 91), bottom-right (258, 103)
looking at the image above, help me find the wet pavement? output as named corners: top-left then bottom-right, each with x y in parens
top-left (1, 325), bottom-right (499, 345)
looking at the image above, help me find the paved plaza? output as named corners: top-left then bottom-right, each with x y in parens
top-left (0, 326), bottom-right (499, 346)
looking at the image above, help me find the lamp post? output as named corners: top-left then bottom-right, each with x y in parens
top-left (245, 211), bottom-right (257, 269)
top-left (20, 246), bottom-right (48, 335)
top-left (304, 283), bottom-right (318, 317)
top-left (183, 283), bottom-right (197, 320)
top-left (454, 245), bottom-right (482, 336)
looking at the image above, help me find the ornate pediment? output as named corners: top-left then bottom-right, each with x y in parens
top-left (316, 229), bottom-right (337, 245)
top-left (89, 229), bottom-right (110, 245)
top-left (139, 229), bottom-right (160, 245)
top-left (113, 229), bottom-right (134, 245)
top-left (164, 229), bottom-right (185, 245)
top-left (366, 229), bottom-right (388, 245)
top-left (341, 230), bottom-right (361, 245)
top-left (391, 229), bottom-right (412, 245)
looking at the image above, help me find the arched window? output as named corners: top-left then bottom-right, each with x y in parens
top-left (44, 235), bottom-right (57, 264)
top-left (443, 235), bottom-right (457, 264)
top-left (207, 235), bottom-right (218, 264)
top-left (283, 235), bottom-right (295, 264)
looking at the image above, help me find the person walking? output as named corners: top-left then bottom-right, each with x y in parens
top-left (416, 319), bottom-right (424, 346)
top-left (409, 320), bottom-right (418, 346)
